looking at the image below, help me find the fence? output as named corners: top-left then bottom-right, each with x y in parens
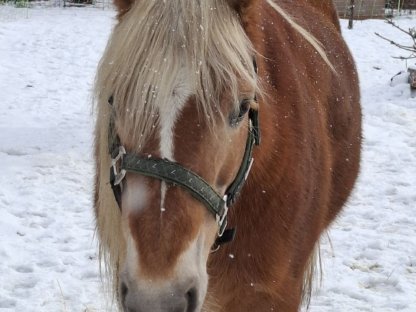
top-left (333, 0), bottom-right (386, 19)
top-left (0, 0), bottom-right (113, 21)
top-left (389, 0), bottom-right (416, 10)
top-left (2, 1), bottom-right (415, 18)
top-left (0, 0), bottom-right (112, 9)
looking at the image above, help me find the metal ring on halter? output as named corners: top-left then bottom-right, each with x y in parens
top-left (111, 146), bottom-right (127, 186)
top-left (216, 195), bottom-right (229, 237)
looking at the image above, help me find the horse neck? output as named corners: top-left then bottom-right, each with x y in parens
top-left (213, 0), bottom-right (335, 267)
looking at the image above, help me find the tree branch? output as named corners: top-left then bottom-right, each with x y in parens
top-left (375, 18), bottom-right (416, 65)
top-left (375, 32), bottom-right (416, 53)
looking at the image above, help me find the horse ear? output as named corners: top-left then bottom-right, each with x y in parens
top-left (226, 0), bottom-right (254, 14)
top-left (113, 0), bottom-right (133, 18)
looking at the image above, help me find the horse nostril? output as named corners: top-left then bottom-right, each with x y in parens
top-left (185, 287), bottom-right (198, 312)
top-left (121, 281), bottom-right (128, 302)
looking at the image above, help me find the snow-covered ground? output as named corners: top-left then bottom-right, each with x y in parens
top-left (0, 7), bottom-right (415, 312)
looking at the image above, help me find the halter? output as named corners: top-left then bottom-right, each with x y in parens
top-left (108, 61), bottom-right (260, 249)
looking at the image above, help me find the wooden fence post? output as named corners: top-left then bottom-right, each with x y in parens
top-left (348, 0), bottom-right (355, 29)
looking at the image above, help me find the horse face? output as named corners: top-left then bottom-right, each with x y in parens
top-left (116, 87), bottom-right (256, 311)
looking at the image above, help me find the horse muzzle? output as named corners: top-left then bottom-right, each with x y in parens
top-left (120, 276), bottom-right (202, 312)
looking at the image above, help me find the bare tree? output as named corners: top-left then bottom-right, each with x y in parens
top-left (376, 19), bottom-right (416, 90)
top-left (375, 19), bottom-right (416, 60)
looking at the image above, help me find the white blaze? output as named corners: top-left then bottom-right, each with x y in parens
top-left (158, 78), bottom-right (191, 211)
top-left (123, 175), bottom-right (149, 213)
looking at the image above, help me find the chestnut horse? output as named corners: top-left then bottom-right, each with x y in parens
top-left (93, 0), bottom-right (361, 311)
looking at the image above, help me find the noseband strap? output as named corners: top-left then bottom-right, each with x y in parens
top-left (120, 154), bottom-right (228, 230)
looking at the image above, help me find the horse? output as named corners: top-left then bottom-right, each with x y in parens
top-left (93, 0), bottom-right (361, 311)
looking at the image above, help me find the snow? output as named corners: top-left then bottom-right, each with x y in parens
top-left (0, 7), bottom-right (415, 312)
top-left (309, 17), bottom-right (416, 312)
top-left (0, 8), bottom-right (115, 311)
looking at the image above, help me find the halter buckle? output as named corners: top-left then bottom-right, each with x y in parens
top-left (216, 195), bottom-right (229, 237)
top-left (111, 146), bottom-right (126, 186)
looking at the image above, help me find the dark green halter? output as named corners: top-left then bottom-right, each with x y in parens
top-left (108, 61), bottom-right (260, 248)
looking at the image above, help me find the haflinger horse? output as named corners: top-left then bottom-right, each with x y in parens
top-left (93, 0), bottom-right (361, 311)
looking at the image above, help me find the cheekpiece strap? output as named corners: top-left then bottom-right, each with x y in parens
top-left (225, 108), bottom-right (259, 206)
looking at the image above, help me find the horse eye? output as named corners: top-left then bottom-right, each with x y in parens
top-left (238, 99), bottom-right (251, 118)
top-left (230, 99), bottom-right (251, 127)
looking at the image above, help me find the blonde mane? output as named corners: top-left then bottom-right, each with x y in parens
top-left (95, 0), bottom-right (259, 151)
top-left (94, 0), bottom-right (333, 152)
